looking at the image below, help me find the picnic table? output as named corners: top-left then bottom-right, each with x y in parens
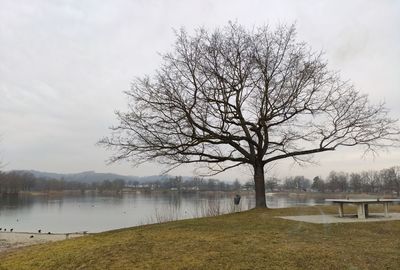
top-left (325, 199), bottom-right (400, 219)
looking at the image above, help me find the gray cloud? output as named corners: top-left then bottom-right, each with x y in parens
top-left (0, 0), bottom-right (399, 181)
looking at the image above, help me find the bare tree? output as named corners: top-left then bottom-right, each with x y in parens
top-left (381, 167), bottom-right (400, 196)
top-left (326, 171), bottom-right (348, 192)
top-left (100, 23), bottom-right (399, 207)
top-left (311, 176), bottom-right (325, 193)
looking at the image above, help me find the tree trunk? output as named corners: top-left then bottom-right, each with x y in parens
top-left (254, 164), bottom-right (267, 208)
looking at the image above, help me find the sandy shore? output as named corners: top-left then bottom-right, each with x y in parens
top-left (0, 232), bottom-right (85, 253)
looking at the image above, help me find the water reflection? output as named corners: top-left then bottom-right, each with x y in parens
top-left (0, 192), bottom-right (326, 233)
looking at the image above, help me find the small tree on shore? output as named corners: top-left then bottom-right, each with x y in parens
top-left (381, 167), bottom-right (400, 196)
top-left (311, 176), bottom-right (325, 193)
top-left (100, 23), bottom-right (399, 207)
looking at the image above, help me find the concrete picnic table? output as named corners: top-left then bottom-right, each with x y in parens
top-left (325, 199), bottom-right (400, 219)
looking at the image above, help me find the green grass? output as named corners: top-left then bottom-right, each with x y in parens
top-left (1, 205), bottom-right (400, 270)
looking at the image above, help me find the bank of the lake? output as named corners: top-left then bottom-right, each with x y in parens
top-left (0, 232), bottom-right (84, 253)
top-left (1, 204), bottom-right (400, 270)
top-left (0, 191), bottom-right (333, 233)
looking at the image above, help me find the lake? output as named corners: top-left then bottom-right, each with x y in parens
top-left (0, 192), bottom-right (326, 233)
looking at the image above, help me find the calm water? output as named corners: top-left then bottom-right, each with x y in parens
top-left (0, 192), bottom-right (326, 233)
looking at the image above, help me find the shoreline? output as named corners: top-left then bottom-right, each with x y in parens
top-left (0, 231), bottom-right (85, 253)
top-left (1, 206), bottom-right (400, 269)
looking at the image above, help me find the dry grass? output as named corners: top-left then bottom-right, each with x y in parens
top-left (0, 205), bottom-right (399, 270)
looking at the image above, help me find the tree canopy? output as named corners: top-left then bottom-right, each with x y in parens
top-left (100, 23), bottom-right (399, 207)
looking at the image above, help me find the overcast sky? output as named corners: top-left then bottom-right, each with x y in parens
top-left (1, 0), bottom-right (399, 181)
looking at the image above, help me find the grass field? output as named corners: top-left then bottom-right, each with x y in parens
top-left (0, 205), bottom-right (399, 270)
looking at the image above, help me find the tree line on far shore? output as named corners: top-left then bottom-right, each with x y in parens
top-left (0, 166), bottom-right (400, 195)
top-left (311, 167), bottom-right (400, 195)
top-left (263, 166), bottom-right (400, 196)
top-left (0, 171), bottom-right (125, 194)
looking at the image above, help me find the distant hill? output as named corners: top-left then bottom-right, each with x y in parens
top-left (11, 170), bottom-right (174, 184)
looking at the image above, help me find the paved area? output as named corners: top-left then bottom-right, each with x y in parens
top-left (279, 212), bottom-right (400, 224)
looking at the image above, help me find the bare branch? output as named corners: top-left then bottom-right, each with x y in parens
top-left (100, 23), bottom-right (399, 207)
